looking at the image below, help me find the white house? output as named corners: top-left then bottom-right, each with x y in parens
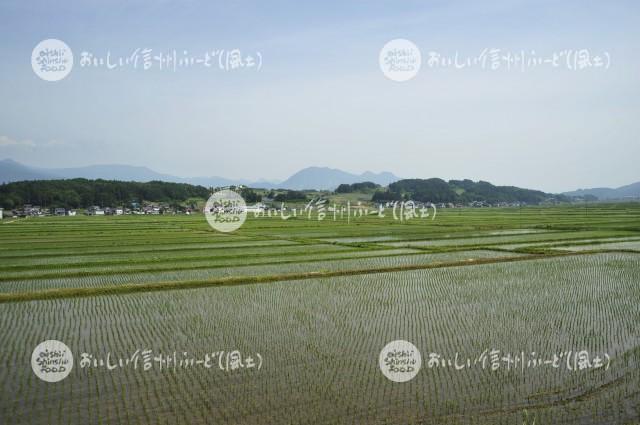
top-left (245, 204), bottom-right (266, 213)
top-left (87, 206), bottom-right (105, 215)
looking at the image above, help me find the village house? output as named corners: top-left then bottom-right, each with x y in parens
top-left (21, 204), bottom-right (43, 216)
top-left (244, 204), bottom-right (266, 213)
top-left (144, 206), bottom-right (160, 215)
top-left (86, 206), bottom-right (105, 215)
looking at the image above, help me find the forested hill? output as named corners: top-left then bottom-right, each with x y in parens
top-left (0, 179), bottom-right (210, 209)
top-left (0, 177), bottom-right (571, 210)
top-left (372, 178), bottom-right (569, 204)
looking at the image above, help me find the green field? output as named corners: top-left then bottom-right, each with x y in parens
top-left (0, 204), bottom-right (639, 424)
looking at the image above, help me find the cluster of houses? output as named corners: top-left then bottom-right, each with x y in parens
top-left (85, 204), bottom-right (193, 215)
top-left (378, 201), bottom-right (528, 209)
top-left (4, 204), bottom-right (75, 218)
top-left (0, 198), bottom-right (558, 220)
top-left (2, 203), bottom-right (193, 218)
top-left (436, 201), bottom-right (527, 208)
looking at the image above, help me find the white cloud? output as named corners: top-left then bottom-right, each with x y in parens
top-left (0, 136), bottom-right (67, 148)
top-left (0, 135), bottom-right (35, 147)
top-left (42, 139), bottom-right (66, 147)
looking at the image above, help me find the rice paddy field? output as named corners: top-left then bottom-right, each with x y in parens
top-left (0, 203), bottom-right (639, 424)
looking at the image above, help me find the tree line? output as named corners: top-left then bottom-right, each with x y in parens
top-left (371, 178), bottom-right (568, 204)
top-left (0, 179), bottom-right (210, 209)
top-left (335, 181), bottom-right (380, 193)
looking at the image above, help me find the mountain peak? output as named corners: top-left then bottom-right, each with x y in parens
top-left (278, 167), bottom-right (399, 190)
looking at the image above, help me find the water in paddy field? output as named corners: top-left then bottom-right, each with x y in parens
top-left (1, 207), bottom-right (639, 424)
top-left (0, 253), bottom-right (638, 424)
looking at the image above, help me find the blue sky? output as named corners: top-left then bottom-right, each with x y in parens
top-left (0, 0), bottom-right (638, 192)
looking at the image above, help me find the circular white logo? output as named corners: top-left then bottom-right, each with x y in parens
top-left (31, 39), bottom-right (74, 82)
top-left (379, 39), bottom-right (421, 82)
top-left (31, 340), bottom-right (73, 382)
top-left (204, 189), bottom-right (247, 233)
top-left (379, 339), bottom-right (421, 382)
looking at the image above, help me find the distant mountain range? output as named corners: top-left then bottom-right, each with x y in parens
top-left (562, 183), bottom-right (640, 200)
top-left (0, 159), bottom-right (255, 188)
top-left (2, 159), bottom-right (638, 199)
top-left (0, 159), bottom-right (400, 191)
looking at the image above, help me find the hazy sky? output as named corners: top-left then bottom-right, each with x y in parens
top-left (0, 0), bottom-right (638, 192)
